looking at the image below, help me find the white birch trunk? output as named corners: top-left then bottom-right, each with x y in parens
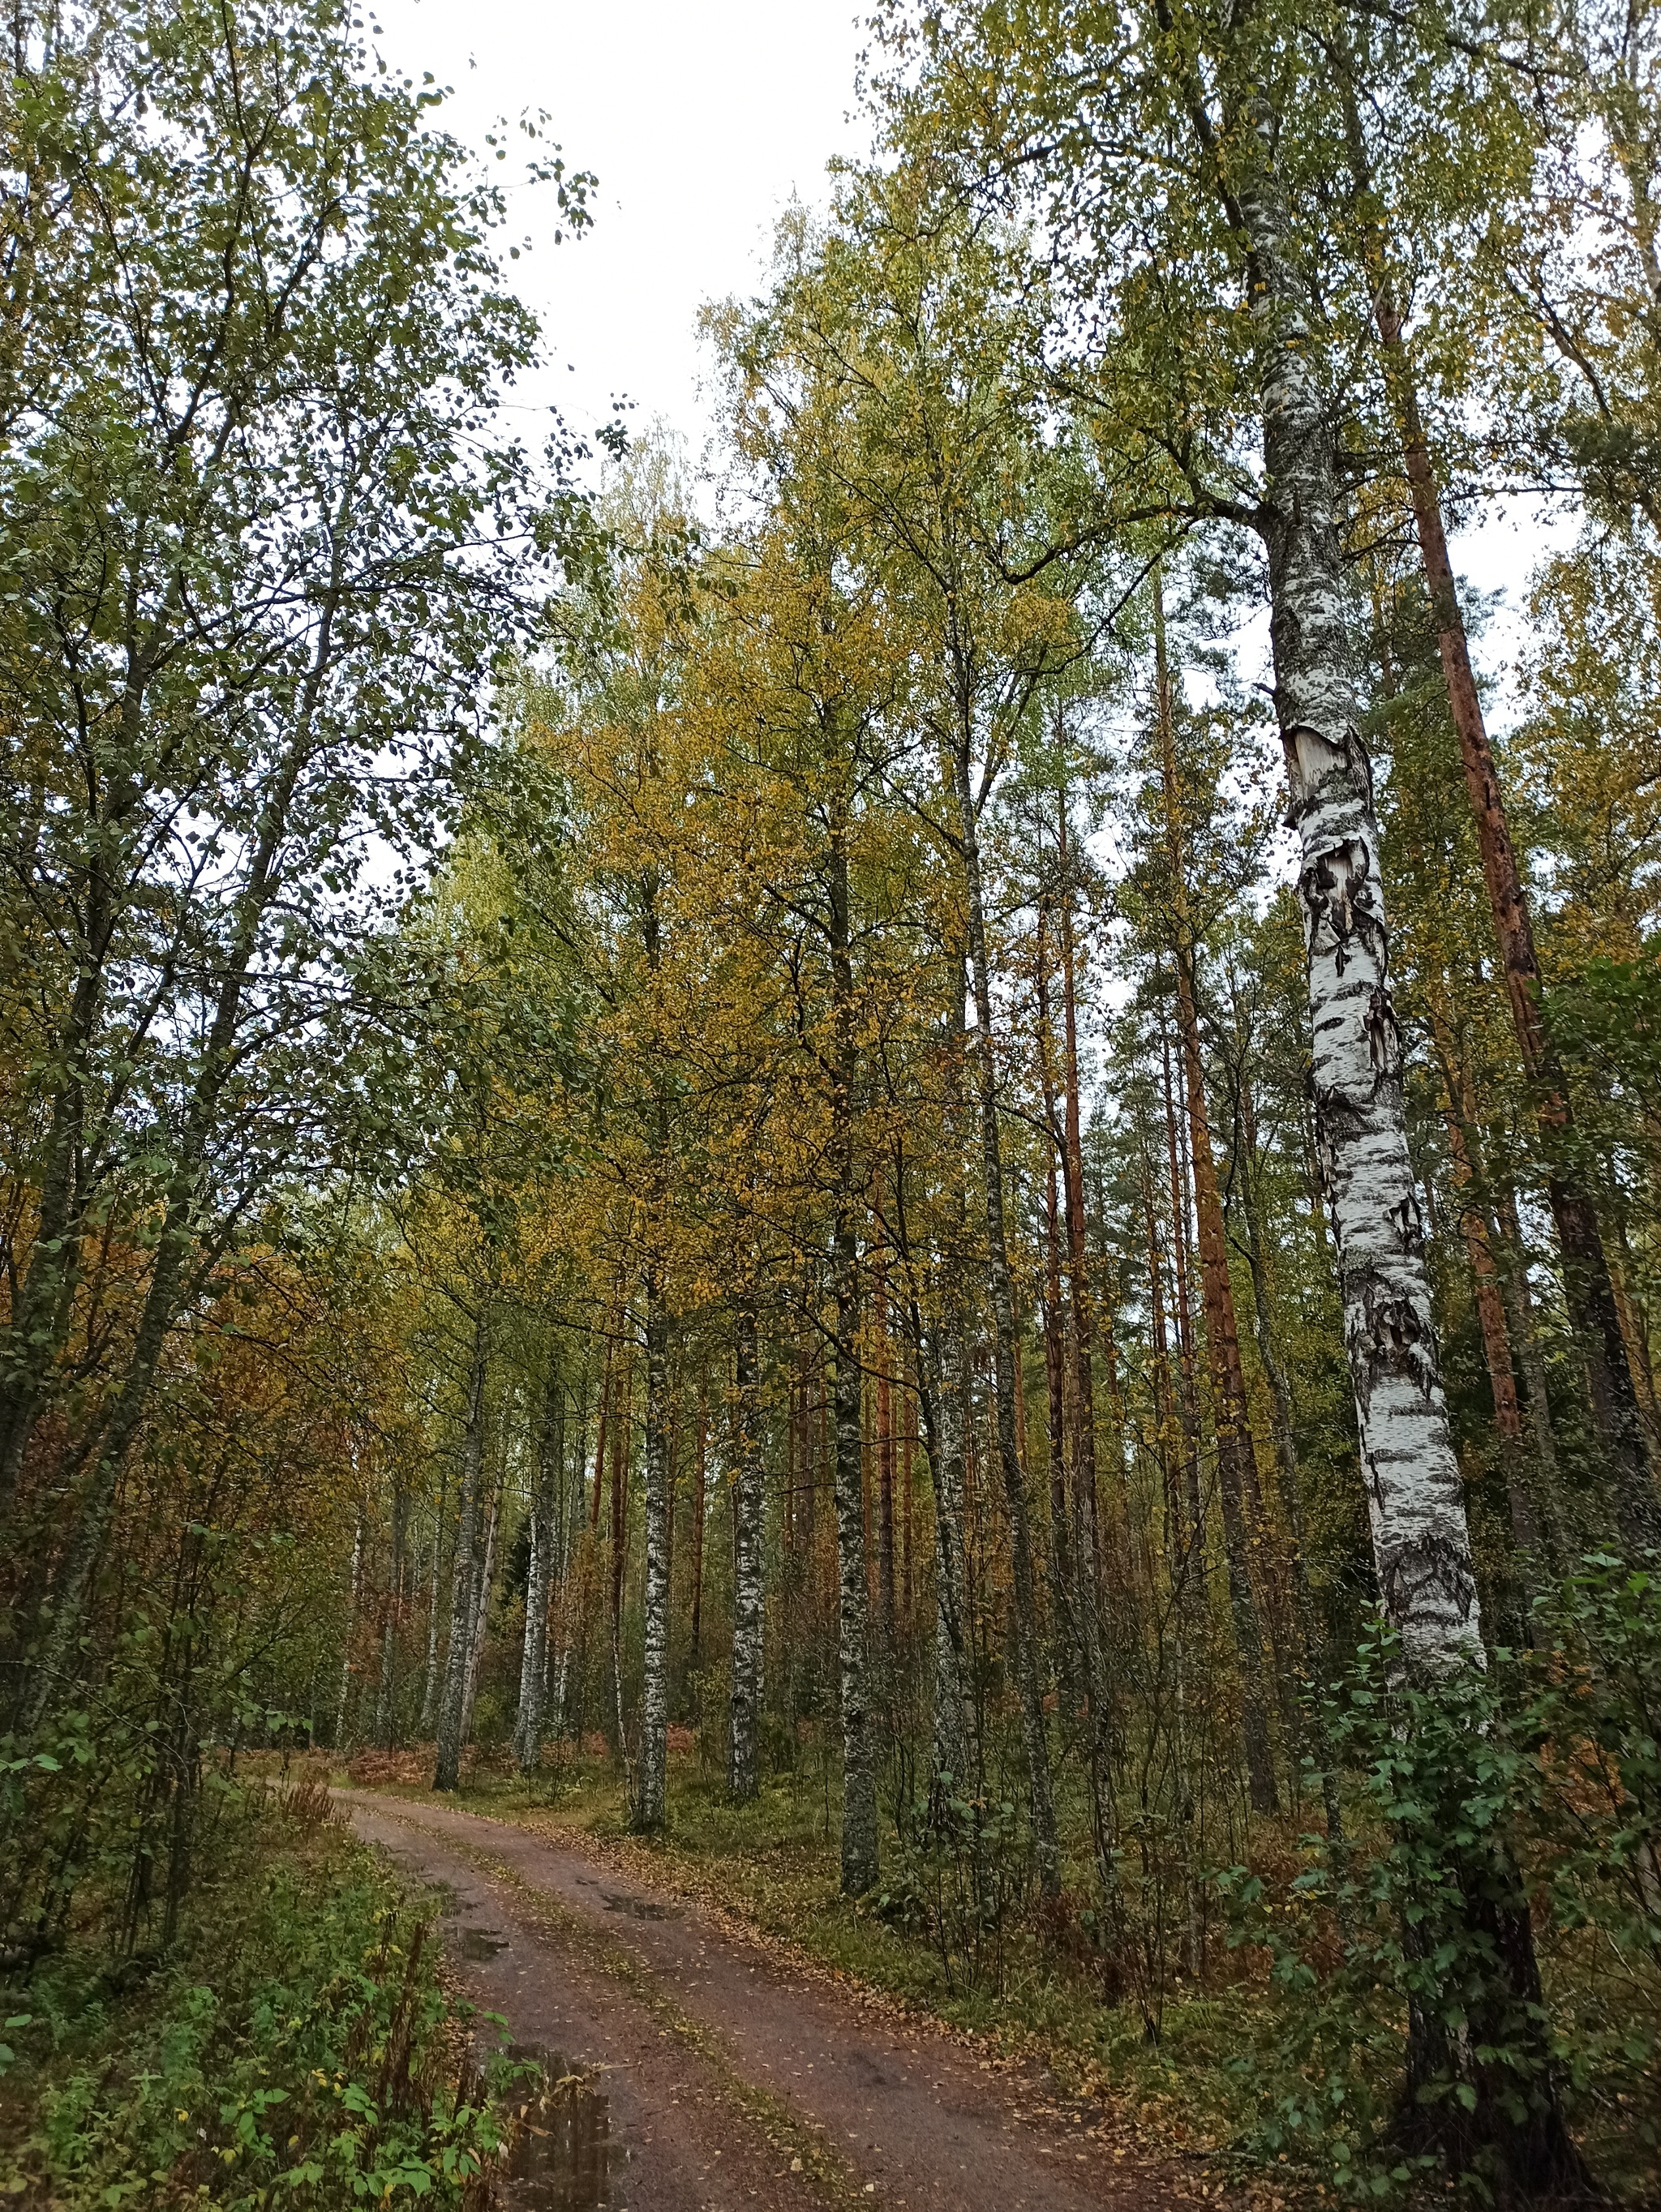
top-left (513, 1511), bottom-right (541, 1764)
top-left (1234, 112), bottom-right (1481, 1677)
top-left (548, 1377), bottom-right (586, 1739)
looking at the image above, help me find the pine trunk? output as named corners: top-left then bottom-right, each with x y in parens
top-left (1427, 1014), bottom-right (1541, 1626)
top-left (1143, 1143), bottom-right (1204, 1977)
top-left (1237, 1074), bottom-right (1349, 1870)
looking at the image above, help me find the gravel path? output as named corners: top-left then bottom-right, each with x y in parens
top-left (339, 1789), bottom-right (1202, 2212)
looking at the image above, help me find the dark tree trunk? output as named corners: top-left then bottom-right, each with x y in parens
top-left (434, 1313), bottom-right (489, 1793)
top-left (950, 743), bottom-right (1059, 1897)
top-left (730, 1285), bottom-right (765, 1803)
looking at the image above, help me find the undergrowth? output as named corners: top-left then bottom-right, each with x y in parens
top-left (0, 1780), bottom-right (529, 2208)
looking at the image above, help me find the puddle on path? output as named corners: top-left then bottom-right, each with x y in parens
top-left (500, 2045), bottom-right (624, 2210)
top-left (459, 1926), bottom-right (509, 1961)
top-left (599, 1889), bottom-right (671, 1921)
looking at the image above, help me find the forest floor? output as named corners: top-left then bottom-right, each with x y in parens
top-left (337, 1781), bottom-right (1245, 2212)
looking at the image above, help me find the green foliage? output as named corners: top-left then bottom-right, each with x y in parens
top-left (878, 1781), bottom-right (1032, 1997)
top-left (1548, 946), bottom-right (1661, 1142)
top-left (1216, 1599), bottom-right (1661, 2200)
top-left (1, 1786), bottom-right (529, 2207)
top-left (1523, 1558), bottom-right (1661, 1974)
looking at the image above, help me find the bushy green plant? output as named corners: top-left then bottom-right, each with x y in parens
top-left (877, 1779), bottom-right (1031, 1996)
top-left (1, 1785), bottom-right (530, 2207)
top-left (1215, 1589), bottom-right (1661, 2203)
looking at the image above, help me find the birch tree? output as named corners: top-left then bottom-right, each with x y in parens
top-left (877, 0), bottom-right (1589, 2180)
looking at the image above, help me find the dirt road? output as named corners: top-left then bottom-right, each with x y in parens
top-left (340, 1790), bottom-right (1204, 2212)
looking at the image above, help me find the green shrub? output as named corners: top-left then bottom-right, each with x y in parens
top-left (1214, 1586), bottom-right (1661, 2202)
top-left (1, 1784), bottom-right (530, 2207)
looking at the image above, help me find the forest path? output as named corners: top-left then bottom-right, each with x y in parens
top-left (338, 1789), bottom-right (1200, 2212)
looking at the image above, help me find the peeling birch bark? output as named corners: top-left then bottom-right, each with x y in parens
top-left (1234, 123), bottom-right (1483, 1677)
top-left (1339, 71), bottom-right (1661, 1554)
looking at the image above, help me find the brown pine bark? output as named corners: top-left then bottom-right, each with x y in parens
top-left (1153, 607), bottom-right (1279, 1814)
top-left (1341, 84), bottom-right (1661, 1554)
top-left (1427, 1003), bottom-right (1542, 1621)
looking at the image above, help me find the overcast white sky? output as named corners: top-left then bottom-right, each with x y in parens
top-left (373, 0), bottom-right (870, 457)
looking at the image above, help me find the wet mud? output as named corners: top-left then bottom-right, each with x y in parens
top-left (499, 2045), bottom-right (624, 2212)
